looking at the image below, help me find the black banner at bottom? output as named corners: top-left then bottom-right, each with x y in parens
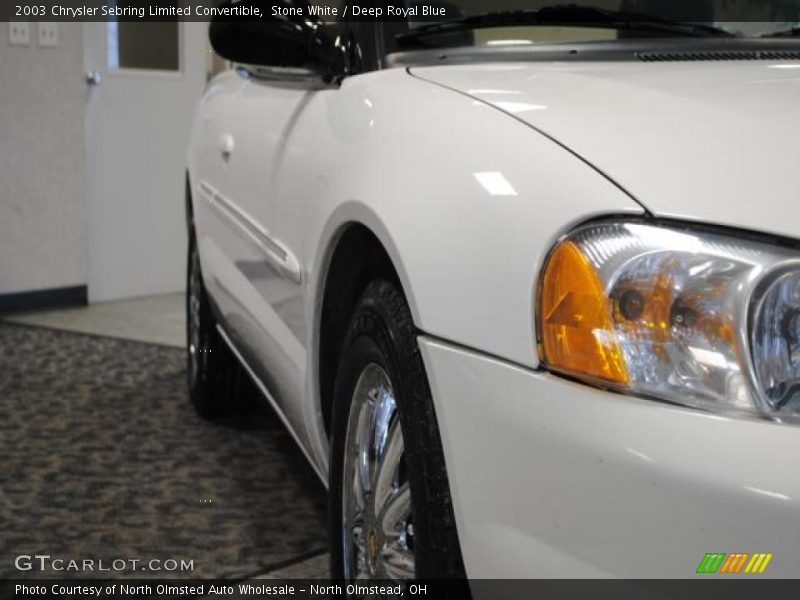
top-left (3, 579), bottom-right (800, 600)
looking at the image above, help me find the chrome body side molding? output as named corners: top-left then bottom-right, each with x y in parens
top-left (199, 181), bottom-right (303, 284)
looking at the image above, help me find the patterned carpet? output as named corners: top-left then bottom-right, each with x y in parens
top-left (0, 323), bottom-right (327, 579)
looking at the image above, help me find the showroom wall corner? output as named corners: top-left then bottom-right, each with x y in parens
top-left (0, 22), bottom-right (88, 311)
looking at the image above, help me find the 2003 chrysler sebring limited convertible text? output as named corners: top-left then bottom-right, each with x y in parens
top-left (186, 0), bottom-right (800, 580)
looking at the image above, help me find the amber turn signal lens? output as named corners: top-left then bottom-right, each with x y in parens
top-left (540, 241), bottom-right (629, 385)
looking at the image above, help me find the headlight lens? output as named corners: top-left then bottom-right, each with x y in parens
top-left (753, 271), bottom-right (800, 413)
top-left (538, 221), bottom-right (800, 419)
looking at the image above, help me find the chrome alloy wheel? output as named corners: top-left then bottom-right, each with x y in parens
top-left (342, 364), bottom-right (415, 582)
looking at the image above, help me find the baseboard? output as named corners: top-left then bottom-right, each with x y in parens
top-left (0, 285), bottom-right (88, 314)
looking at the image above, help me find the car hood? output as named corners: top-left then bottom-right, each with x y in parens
top-left (411, 61), bottom-right (800, 240)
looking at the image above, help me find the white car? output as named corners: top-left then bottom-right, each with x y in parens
top-left (186, 1), bottom-right (800, 580)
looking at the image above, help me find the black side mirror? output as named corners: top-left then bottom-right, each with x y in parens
top-left (209, 0), bottom-right (345, 82)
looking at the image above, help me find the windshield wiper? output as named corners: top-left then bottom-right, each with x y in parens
top-left (762, 26), bottom-right (800, 38)
top-left (396, 4), bottom-right (735, 47)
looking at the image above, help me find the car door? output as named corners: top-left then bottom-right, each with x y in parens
top-left (202, 72), bottom-right (321, 446)
top-left (194, 11), bottom-right (359, 464)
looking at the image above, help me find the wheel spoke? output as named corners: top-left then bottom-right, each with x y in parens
top-left (380, 483), bottom-right (411, 538)
top-left (373, 418), bottom-right (404, 513)
top-left (367, 381), bottom-right (394, 486)
top-left (372, 386), bottom-right (396, 459)
top-left (353, 395), bottom-right (375, 503)
top-left (352, 460), bottom-right (367, 512)
top-left (381, 542), bottom-right (415, 580)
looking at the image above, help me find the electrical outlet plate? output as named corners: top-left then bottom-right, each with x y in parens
top-left (9, 22), bottom-right (31, 46)
top-left (37, 22), bottom-right (58, 47)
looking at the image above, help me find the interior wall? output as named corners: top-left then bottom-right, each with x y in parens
top-left (0, 22), bottom-right (88, 296)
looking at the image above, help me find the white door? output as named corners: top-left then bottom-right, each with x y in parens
top-left (83, 21), bottom-right (207, 302)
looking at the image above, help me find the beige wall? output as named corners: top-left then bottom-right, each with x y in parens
top-left (0, 22), bottom-right (87, 295)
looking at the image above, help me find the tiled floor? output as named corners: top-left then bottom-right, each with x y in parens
top-left (1, 295), bottom-right (331, 580)
top-left (5, 293), bottom-right (186, 347)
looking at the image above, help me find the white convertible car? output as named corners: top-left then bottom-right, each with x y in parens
top-left (186, 0), bottom-right (800, 580)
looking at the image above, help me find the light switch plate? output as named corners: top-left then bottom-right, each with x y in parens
top-left (9, 22), bottom-right (31, 46)
top-left (37, 22), bottom-right (58, 47)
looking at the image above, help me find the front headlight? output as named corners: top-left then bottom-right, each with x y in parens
top-left (537, 220), bottom-right (800, 419)
top-left (753, 271), bottom-right (800, 413)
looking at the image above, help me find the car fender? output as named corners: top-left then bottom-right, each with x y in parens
top-left (305, 68), bottom-right (643, 370)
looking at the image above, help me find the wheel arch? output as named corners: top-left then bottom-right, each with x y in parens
top-left (313, 206), bottom-right (421, 440)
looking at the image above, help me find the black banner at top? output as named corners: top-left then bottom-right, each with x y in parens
top-left (4, 0), bottom-right (800, 22)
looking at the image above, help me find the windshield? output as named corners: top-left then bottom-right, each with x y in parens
top-left (384, 0), bottom-right (800, 52)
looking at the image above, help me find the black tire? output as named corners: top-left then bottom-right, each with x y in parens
top-left (329, 279), bottom-right (467, 582)
top-left (186, 226), bottom-right (249, 418)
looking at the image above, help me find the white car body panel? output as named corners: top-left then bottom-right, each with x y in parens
top-left (413, 61), bottom-right (800, 240)
top-left (420, 337), bottom-right (800, 578)
top-left (187, 57), bottom-right (800, 578)
top-left (188, 67), bottom-right (643, 473)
